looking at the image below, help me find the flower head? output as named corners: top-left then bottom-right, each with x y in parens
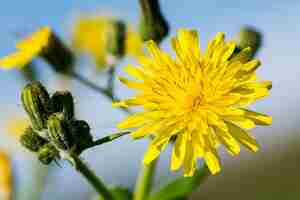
top-left (72, 15), bottom-right (144, 69)
top-left (0, 27), bottom-right (74, 73)
top-left (115, 29), bottom-right (272, 176)
top-left (0, 27), bottom-right (51, 69)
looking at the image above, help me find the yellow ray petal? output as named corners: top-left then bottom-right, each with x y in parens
top-left (171, 133), bottom-right (187, 171)
top-left (0, 51), bottom-right (33, 69)
top-left (242, 109), bottom-right (272, 126)
top-left (226, 122), bottom-right (259, 152)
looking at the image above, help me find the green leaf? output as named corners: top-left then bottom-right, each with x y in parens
top-left (99, 186), bottom-right (133, 200)
top-left (147, 164), bottom-right (209, 200)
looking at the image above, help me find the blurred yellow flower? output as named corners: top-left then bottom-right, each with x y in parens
top-left (72, 15), bottom-right (144, 69)
top-left (6, 117), bottom-right (30, 139)
top-left (0, 151), bottom-right (12, 200)
top-left (115, 29), bottom-right (272, 176)
top-left (0, 27), bottom-right (51, 69)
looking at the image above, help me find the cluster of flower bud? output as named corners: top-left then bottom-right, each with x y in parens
top-left (20, 82), bottom-right (93, 165)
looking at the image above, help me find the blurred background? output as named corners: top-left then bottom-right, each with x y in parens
top-left (0, 0), bottom-right (299, 199)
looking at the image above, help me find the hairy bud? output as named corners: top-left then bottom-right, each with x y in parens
top-left (21, 82), bottom-right (50, 131)
top-left (20, 126), bottom-right (47, 152)
top-left (38, 143), bottom-right (59, 165)
top-left (50, 91), bottom-right (75, 120)
top-left (139, 0), bottom-right (169, 43)
top-left (47, 113), bottom-right (74, 151)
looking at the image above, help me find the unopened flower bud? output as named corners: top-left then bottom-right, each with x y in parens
top-left (21, 82), bottom-right (50, 131)
top-left (139, 0), bottom-right (169, 43)
top-left (38, 143), bottom-right (59, 165)
top-left (50, 91), bottom-right (74, 120)
top-left (236, 26), bottom-right (262, 58)
top-left (69, 120), bottom-right (93, 153)
top-left (40, 31), bottom-right (75, 74)
top-left (20, 126), bottom-right (47, 152)
top-left (47, 113), bottom-right (74, 151)
top-left (107, 20), bottom-right (126, 58)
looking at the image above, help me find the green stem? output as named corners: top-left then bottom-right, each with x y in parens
top-left (68, 70), bottom-right (131, 114)
top-left (67, 153), bottom-right (114, 200)
top-left (86, 131), bottom-right (131, 149)
top-left (133, 159), bottom-right (158, 200)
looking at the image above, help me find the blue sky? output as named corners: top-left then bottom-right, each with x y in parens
top-left (0, 1), bottom-right (300, 199)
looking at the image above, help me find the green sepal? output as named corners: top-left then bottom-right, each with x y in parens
top-left (50, 91), bottom-right (75, 120)
top-left (38, 143), bottom-right (60, 165)
top-left (20, 126), bottom-right (47, 152)
top-left (69, 120), bottom-right (93, 154)
top-left (47, 113), bottom-right (74, 151)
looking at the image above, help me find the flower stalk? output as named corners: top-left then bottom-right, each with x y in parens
top-left (67, 153), bottom-right (114, 200)
top-left (133, 158), bottom-right (158, 200)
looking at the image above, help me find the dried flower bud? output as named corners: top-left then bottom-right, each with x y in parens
top-left (40, 31), bottom-right (75, 74)
top-left (47, 113), bottom-right (74, 151)
top-left (236, 26), bottom-right (262, 58)
top-left (20, 126), bottom-right (47, 152)
top-left (50, 91), bottom-right (74, 120)
top-left (21, 81), bottom-right (50, 131)
top-left (38, 143), bottom-right (59, 165)
top-left (69, 120), bottom-right (93, 153)
top-left (107, 20), bottom-right (126, 58)
top-left (139, 0), bottom-right (169, 43)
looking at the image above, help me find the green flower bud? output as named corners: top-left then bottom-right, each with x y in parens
top-left (107, 20), bottom-right (126, 58)
top-left (21, 81), bottom-right (51, 131)
top-left (139, 0), bottom-right (169, 43)
top-left (40, 32), bottom-right (75, 74)
top-left (50, 91), bottom-right (74, 120)
top-left (47, 113), bottom-right (74, 151)
top-left (38, 143), bottom-right (59, 165)
top-left (69, 120), bottom-right (93, 153)
top-left (20, 126), bottom-right (47, 152)
top-left (236, 26), bottom-right (262, 58)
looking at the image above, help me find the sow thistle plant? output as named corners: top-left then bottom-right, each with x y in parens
top-left (0, 0), bottom-right (272, 199)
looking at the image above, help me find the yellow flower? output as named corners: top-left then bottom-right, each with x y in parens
top-left (115, 29), bottom-right (272, 176)
top-left (72, 15), bottom-right (144, 69)
top-left (0, 151), bottom-right (12, 200)
top-left (72, 16), bottom-right (110, 68)
top-left (0, 27), bottom-right (51, 69)
top-left (6, 117), bottom-right (30, 139)
top-left (0, 27), bottom-right (74, 73)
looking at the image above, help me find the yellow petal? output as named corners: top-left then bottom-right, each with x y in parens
top-left (16, 26), bottom-right (51, 51)
top-left (0, 51), bottom-right (33, 69)
top-left (177, 29), bottom-right (201, 59)
top-left (171, 133), bottom-right (186, 171)
top-left (123, 65), bottom-right (147, 80)
top-left (226, 122), bottom-right (259, 152)
top-left (203, 134), bottom-right (221, 174)
top-left (242, 109), bottom-right (272, 126)
top-left (118, 77), bottom-right (148, 90)
top-left (214, 127), bottom-right (240, 156)
top-left (183, 140), bottom-right (197, 177)
top-left (117, 111), bottom-right (162, 129)
top-left (144, 138), bottom-right (169, 164)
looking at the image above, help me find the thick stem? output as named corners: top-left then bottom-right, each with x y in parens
top-left (133, 159), bottom-right (158, 200)
top-left (68, 154), bottom-right (114, 200)
top-left (86, 131), bottom-right (131, 149)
